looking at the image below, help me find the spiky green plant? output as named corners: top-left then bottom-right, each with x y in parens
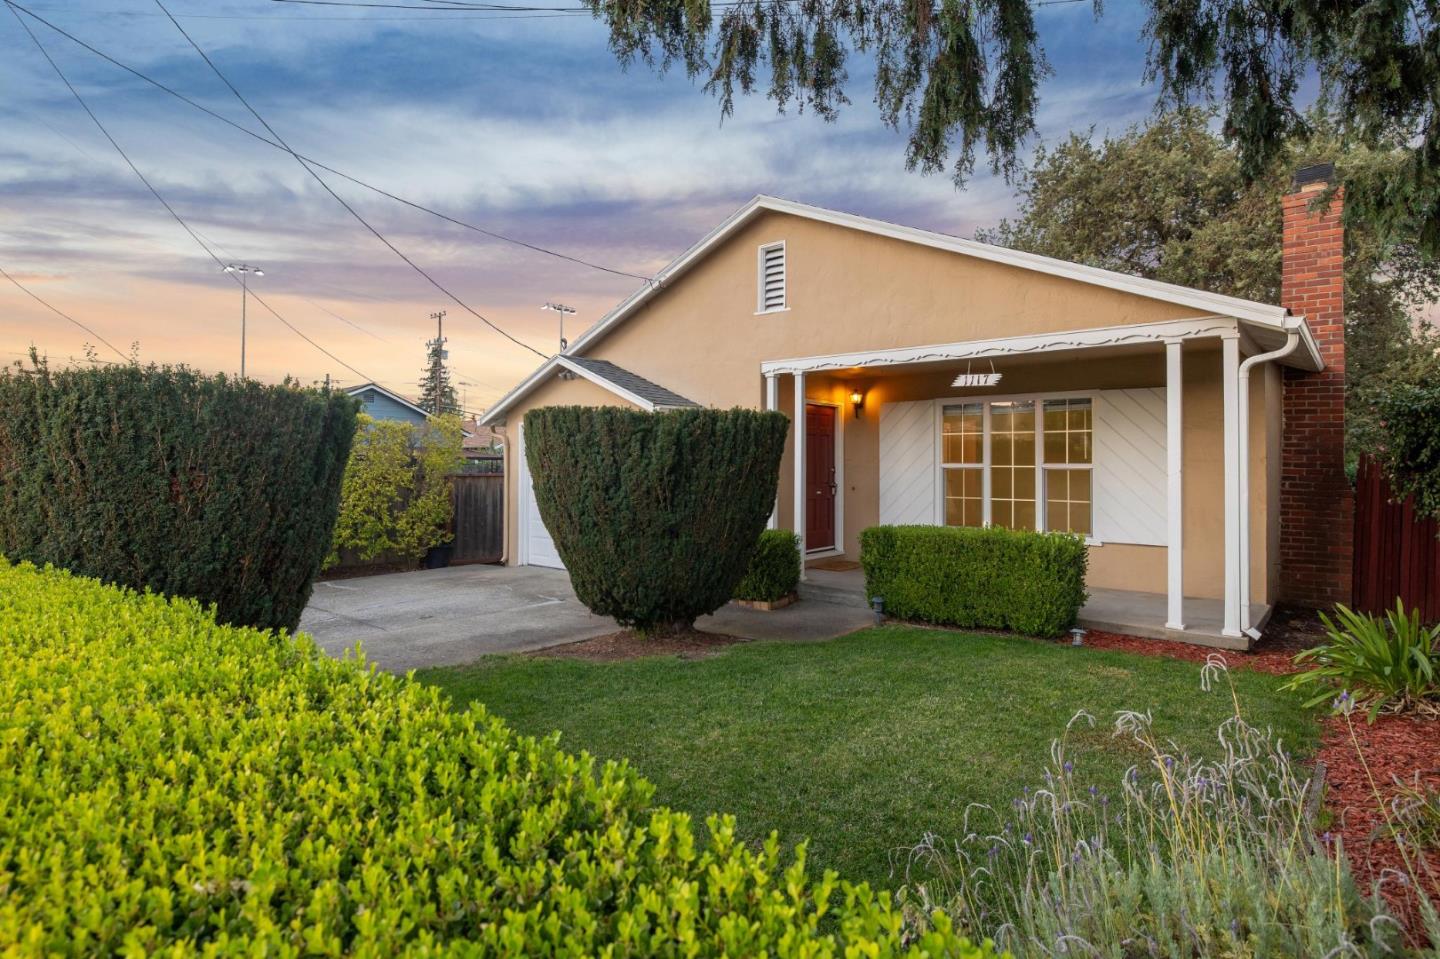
top-left (1282, 600), bottom-right (1440, 720)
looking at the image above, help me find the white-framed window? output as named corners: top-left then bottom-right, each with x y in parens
top-left (757, 241), bottom-right (787, 313)
top-left (939, 395), bottom-right (1093, 537)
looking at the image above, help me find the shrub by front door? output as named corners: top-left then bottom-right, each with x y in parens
top-left (805, 403), bottom-right (836, 551)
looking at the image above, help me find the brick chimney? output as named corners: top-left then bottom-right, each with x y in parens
top-left (1279, 162), bottom-right (1352, 608)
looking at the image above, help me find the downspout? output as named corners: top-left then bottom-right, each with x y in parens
top-left (493, 423), bottom-right (510, 566)
top-left (1237, 327), bottom-right (1300, 639)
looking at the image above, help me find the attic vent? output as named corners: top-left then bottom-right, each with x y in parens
top-left (758, 242), bottom-right (787, 312)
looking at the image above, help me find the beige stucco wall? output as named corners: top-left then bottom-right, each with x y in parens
top-left (495, 209), bottom-right (1284, 602)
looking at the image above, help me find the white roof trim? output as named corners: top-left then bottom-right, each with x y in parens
top-left (344, 382), bottom-right (430, 418)
top-left (565, 194), bottom-right (1306, 358)
top-left (761, 315), bottom-right (1321, 375)
top-left (480, 355), bottom-right (674, 425)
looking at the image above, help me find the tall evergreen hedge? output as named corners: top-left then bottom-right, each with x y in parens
top-left (0, 362), bottom-right (357, 632)
top-left (525, 406), bottom-right (788, 634)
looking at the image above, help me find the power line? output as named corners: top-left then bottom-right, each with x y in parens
top-left (153, 0), bottom-right (551, 361)
top-left (0, 265), bottom-right (130, 362)
top-left (6, 2), bottom-right (384, 386)
top-left (27, 5), bottom-right (589, 19)
top-left (2, 3), bottom-right (653, 283)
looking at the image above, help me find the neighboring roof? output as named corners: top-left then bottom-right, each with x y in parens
top-left (480, 355), bottom-right (697, 425)
top-left (462, 419), bottom-right (504, 449)
top-left (564, 194), bottom-right (1317, 365)
top-left (344, 382), bottom-right (430, 419)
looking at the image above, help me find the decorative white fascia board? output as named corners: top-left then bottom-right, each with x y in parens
top-left (564, 195), bottom-right (1296, 356)
top-left (759, 317), bottom-right (1242, 376)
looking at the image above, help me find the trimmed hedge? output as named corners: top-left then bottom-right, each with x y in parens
top-left (525, 406), bottom-right (788, 634)
top-left (860, 525), bottom-right (1088, 637)
top-left (0, 362), bottom-right (356, 632)
top-left (734, 529), bottom-right (802, 602)
top-left (0, 560), bottom-right (998, 958)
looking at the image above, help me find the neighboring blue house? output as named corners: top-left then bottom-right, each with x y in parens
top-left (344, 383), bottom-right (430, 426)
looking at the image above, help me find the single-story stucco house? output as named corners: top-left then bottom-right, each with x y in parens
top-left (481, 164), bottom-right (1351, 650)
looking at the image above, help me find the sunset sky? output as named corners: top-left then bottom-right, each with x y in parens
top-left (0, 1), bottom-right (1304, 412)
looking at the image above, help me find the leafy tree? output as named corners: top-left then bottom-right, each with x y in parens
top-left (585, 0), bottom-right (1045, 185)
top-left (1367, 347), bottom-right (1440, 521)
top-left (1143, 0), bottom-right (1440, 256)
top-left (329, 414), bottom-right (464, 566)
top-left (975, 108), bottom-right (1440, 458)
top-left (586, 0), bottom-right (1440, 253)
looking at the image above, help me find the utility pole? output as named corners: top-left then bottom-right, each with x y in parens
top-left (541, 302), bottom-right (576, 353)
top-left (429, 310), bottom-right (446, 412)
top-left (223, 263), bottom-right (263, 378)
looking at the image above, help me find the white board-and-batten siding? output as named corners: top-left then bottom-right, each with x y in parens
top-left (876, 389), bottom-right (1168, 546)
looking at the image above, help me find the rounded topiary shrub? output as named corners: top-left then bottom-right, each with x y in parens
top-left (525, 405), bottom-right (788, 634)
top-left (0, 361), bottom-right (357, 633)
top-left (734, 529), bottom-right (801, 602)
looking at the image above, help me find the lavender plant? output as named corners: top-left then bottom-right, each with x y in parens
top-left (899, 657), bottom-right (1407, 957)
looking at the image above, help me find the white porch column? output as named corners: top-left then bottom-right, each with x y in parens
top-left (1165, 340), bottom-right (1185, 631)
top-left (765, 373), bottom-right (779, 530)
top-left (793, 372), bottom-right (807, 580)
top-left (1221, 334), bottom-right (1242, 638)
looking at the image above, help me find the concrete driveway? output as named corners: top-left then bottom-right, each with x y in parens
top-left (299, 564), bottom-right (874, 672)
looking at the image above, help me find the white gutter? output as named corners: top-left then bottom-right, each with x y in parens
top-left (1237, 329), bottom-right (1301, 638)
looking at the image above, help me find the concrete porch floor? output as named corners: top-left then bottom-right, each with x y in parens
top-left (799, 566), bottom-right (1267, 651)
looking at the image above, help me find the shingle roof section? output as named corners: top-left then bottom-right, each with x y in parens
top-left (565, 357), bottom-right (699, 409)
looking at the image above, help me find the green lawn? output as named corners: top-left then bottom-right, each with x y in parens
top-left (418, 626), bottom-right (1314, 892)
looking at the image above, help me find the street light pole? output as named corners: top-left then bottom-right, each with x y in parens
top-left (224, 263), bottom-right (263, 378)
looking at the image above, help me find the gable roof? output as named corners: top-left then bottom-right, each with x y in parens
top-left (345, 382), bottom-right (431, 419)
top-left (480, 355), bottom-right (697, 425)
top-left (565, 195), bottom-right (1316, 364)
top-left (482, 195), bottom-right (1322, 426)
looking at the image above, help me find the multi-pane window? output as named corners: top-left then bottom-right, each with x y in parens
top-left (990, 401), bottom-right (1037, 531)
top-left (1042, 398), bottom-right (1093, 536)
top-left (939, 395), bottom-right (1094, 539)
top-left (941, 403), bottom-right (983, 527)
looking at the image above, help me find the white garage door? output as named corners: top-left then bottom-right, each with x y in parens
top-left (517, 424), bottom-right (566, 570)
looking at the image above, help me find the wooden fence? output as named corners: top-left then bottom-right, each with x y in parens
top-left (450, 472), bottom-right (504, 565)
top-left (1353, 456), bottom-right (1440, 620)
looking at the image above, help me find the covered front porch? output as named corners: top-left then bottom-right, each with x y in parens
top-left (759, 316), bottom-right (1317, 649)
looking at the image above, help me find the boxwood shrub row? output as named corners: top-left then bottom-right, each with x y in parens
top-left (0, 560), bottom-right (997, 957)
top-left (733, 529), bottom-right (802, 602)
top-left (860, 525), bottom-right (1088, 637)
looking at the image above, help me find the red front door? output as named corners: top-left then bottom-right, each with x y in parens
top-left (805, 404), bottom-right (836, 551)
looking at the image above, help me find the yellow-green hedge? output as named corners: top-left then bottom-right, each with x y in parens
top-left (0, 560), bottom-right (999, 958)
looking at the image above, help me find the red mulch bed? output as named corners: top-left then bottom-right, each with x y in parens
top-left (535, 629), bottom-right (746, 662)
top-left (1318, 712), bottom-right (1440, 933)
top-left (1085, 608), bottom-right (1440, 935)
